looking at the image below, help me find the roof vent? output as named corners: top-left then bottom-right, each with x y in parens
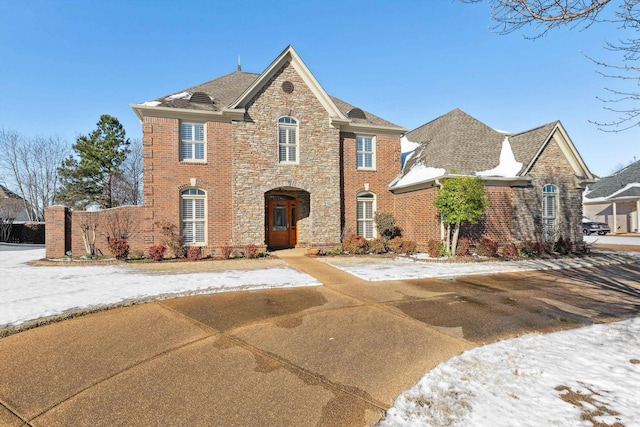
top-left (282, 81), bottom-right (294, 94)
top-left (189, 92), bottom-right (213, 104)
top-left (348, 108), bottom-right (366, 119)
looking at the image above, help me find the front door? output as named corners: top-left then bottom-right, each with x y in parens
top-left (266, 195), bottom-right (297, 248)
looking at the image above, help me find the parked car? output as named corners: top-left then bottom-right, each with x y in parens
top-left (582, 217), bottom-right (611, 235)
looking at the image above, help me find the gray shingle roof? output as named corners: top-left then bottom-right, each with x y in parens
top-left (402, 108), bottom-right (557, 176)
top-left (584, 159), bottom-right (640, 199)
top-left (139, 71), bottom-right (404, 130)
top-left (0, 184), bottom-right (22, 200)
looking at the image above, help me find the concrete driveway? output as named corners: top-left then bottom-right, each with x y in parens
top-left (1, 251), bottom-right (640, 426)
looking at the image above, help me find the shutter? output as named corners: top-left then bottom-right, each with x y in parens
top-left (182, 143), bottom-right (193, 160)
top-left (195, 142), bottom-right (205, 160)
top-left (194, 124), bottom-right (204, 141)
top-left (181, 124), bottom-right (193, 141)
top-left (195, 199), bottom-right (205, 220)
top-left (183, 199), bottom-right (193, 220)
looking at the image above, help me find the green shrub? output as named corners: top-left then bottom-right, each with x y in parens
top-left (374, 212), bottom-right (401, 241)
top-left (387, 236), bottom-right (404, 253)
top-left (520, 240), bottom-right (542, 258)
top-left (477, 238), bottom-right (499, 257)
top-left (149, 245), bottom-right (166, 262)
top-left (368, 238), bottom-right (387, 254)
top-left (320, 246), bottom-right (343, 256)
top-left (342, 234), bottom-right (369, 254)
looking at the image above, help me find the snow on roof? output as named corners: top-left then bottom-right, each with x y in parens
top-left (164, 91), bottom-right (191, 102)
top-left (400, 135), bottom-right (420, 154)
top-left (140, 101), bottom-right (162, 107)
top-left (476, 137), bottom-right (523, 178)
top-left (393, 163), bottom-right (446, 188)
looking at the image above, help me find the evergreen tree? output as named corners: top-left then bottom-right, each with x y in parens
top-left (433, 176), bottom-right (488, 256)
top-left (57, 115), bottom-right (130, 209)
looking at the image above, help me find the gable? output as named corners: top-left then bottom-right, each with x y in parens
top-left (585, 159), bottom-right (640, 199)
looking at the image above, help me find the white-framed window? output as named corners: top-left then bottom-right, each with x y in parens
top-left (180, 122), bottom-right (205, 162)
top-left (356, 135), bottom-right (375, 169)
top-left (278, 117), bottom-right (298, 163)
top-left (542, 184), bottom-right (558, 242)
top-left (181, 188), bottom-right (206, 245)
top-left (357, 192), bottom-right (376, 239)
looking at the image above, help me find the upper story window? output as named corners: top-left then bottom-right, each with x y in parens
top-left (356, 135), bottom-right (375, 169)
top-left (180, 122), bottom-right (205, 162)
top-left (542, 184), bottom-right (558, 242)
top-left (278, 117), bottom-right (298, 163)
top-left (181, 188), bottom-right (206, 245)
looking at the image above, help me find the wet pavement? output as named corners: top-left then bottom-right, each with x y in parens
top-left (1, 250), bottom-right (639, 426)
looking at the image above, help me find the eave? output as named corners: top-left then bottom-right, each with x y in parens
top-left (389, 174), bottom-right (532, 194)
top-left (130, 104), bottom-right (245, 123)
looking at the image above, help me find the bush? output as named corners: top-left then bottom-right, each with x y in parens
top-left (108, 238), bottom-right (130, 260)
top-left (220, 244), bottom-right (233, 260)
top-left (149, 244), bottom-right (166, 262)
top-left (342, 234), bottom-right (369, 254)
top-left (477, 238), bottom-right (499, 257)
top-left (387, 236), bottom-right (404, 253)
top-left (520, 240), bottom-right (542, 258)
top-left (427, 239), bottom-right (447, 258)
top-left (368, 238), bottom-right (387, 254)
top-left (244, 244), bottom-right (259, 259)
top-left (320, 246), bottom-right (343, 256)
top-left (502, 243), bottom-right (519, 258)
top-left (186, 246), bottom-right (202, 261)
top-left (155, 221), bottom-right (184, 258)
top-left (456, 237), bottom-right (472, 257)
top-left (374, 212), bottom-right (401, 241)
top-left (403, 240), bottom-right (418, 255)
top-left (554, 237), bottom-right (572, 255)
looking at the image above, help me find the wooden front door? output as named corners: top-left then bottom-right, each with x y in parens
top-left (266, 196), bottom-right (297, 247)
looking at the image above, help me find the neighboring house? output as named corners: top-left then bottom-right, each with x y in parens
top-left (391, 109), bottom-right (594, 246)
top-left (44, 46), bottom-right (595, 257)
top-left (583, 160), bottom-right (640, 234)
top-left (0, 185), bottom-right (30, 223)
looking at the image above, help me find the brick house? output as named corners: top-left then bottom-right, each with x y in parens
top-left (45, 46), bottom-right (594, 257)
top-left (392, 109), bottom-right (594, 247)
top-left (129, 45), bottom-right (405, 255)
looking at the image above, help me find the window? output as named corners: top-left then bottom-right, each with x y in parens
top-left (542, 184), bottom-right (558, 242)
top-left (357, 192), bottom-right (375, 239)
top-left (278, 117), bottom-right (298, 163)
top-left (181, 188), bottom-right (206, 244)
top-left (356, 135), bottom-right (375, 169)
top-left (180, 122), bottom-right (205, 161)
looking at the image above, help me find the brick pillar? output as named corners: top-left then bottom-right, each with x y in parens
top-left (45, 206), bottom-right (70, 258)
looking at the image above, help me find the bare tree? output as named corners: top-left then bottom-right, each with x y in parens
top-left (111, 138), bottom-right (143, 206)
top-left (0, 198), bottom-right (23, 242)
top-left (0, 129), bottom-right (69, 221)
top-left (462, 0), bottom-right (640, 130)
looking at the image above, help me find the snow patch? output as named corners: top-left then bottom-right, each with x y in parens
top-left (164, 91), bottom-right (191, 102)
top-left (400, 135), bottom-right (420, 154)
top-left (140, 101), bottom-right (162, 107)
top-left (393, 164), bottom-right (446, 188)
top-left (476, 137), bottom-right (523, 177)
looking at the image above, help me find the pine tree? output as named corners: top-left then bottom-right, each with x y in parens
top-left (57, 115), bottom-right (130, 209)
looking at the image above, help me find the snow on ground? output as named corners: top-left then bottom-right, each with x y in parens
top-left (0, 246), bottom-right (320, 328)
top-left (321, 251), bottom-right (640, 282)
top-left (584, 234), bottom-right (640, 246)
top-left (378, 317), bottom-right (640, 426)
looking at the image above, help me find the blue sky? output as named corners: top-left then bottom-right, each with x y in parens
top-left (1, 0), bottom-right (638, 177)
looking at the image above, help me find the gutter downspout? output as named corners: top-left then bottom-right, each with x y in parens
top-left (435, 179), bottom-right (444, 241)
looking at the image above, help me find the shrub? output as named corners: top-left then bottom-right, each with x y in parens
top-left (456, 237), bottom-right (472, 257)
top-left (403, 240), bottom-right (418, 255)
top-left (186, 246), bottom-right (202, 261)
top-left (368, 238), bottom-right (387, 254)
top-left (108, 238), bottom-right (130, 260)
top-left (374, 212), bottom-right (401, 241)
top-left (342, 234), bottom-right (368, 254)
top-left (502, 243), bottom-right (519, 258)
top-left (220, 244), bottom-right (234, 260)
top-left (149, 244), bottom-right (166, 262)
top-left (554, 237), bottom-right (572, 255)
top-left (477, 238), bottom-right (499, 257)
top-left (155, 221), bottom-right (184, 258)
top-left (387, 236), bottom-right (404, 253)
top-left (427, 239), bottom-right (446, 258)
top-left (320, 246), bottom-right (343, 256)
top-left (520, 240), bottom-right (542, 258)
top-left (244, 244), bottom-right (259, 259)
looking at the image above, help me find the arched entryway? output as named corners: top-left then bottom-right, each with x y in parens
top-left (265, 194), bottom-right (298, 248)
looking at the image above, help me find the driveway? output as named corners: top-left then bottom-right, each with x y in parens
top-left (1, 250), bottom-right (640, 426)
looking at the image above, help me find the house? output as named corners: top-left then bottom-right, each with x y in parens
top-left (583, 160), bottom-right (640, 234)
top-left (128, 45), bottom-right (405, 254)
top-left (391, 109), bottom-right (594, 247)
top-left (45, 46), bottom-right (594, 257)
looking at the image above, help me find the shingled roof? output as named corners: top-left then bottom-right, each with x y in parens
top-left (401, 109), bottom-right (558, 177)
top-left (584, 159), bottom-right (640, 200)
top-left (135, 69), bottom-right (404, 130)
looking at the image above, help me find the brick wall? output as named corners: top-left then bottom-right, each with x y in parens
top-left (393, 187), bottom-right (440, 249)
top-left (45, 206), bottom-right (69, 258)
top-left (341, 132), bottom-right (401, 237)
